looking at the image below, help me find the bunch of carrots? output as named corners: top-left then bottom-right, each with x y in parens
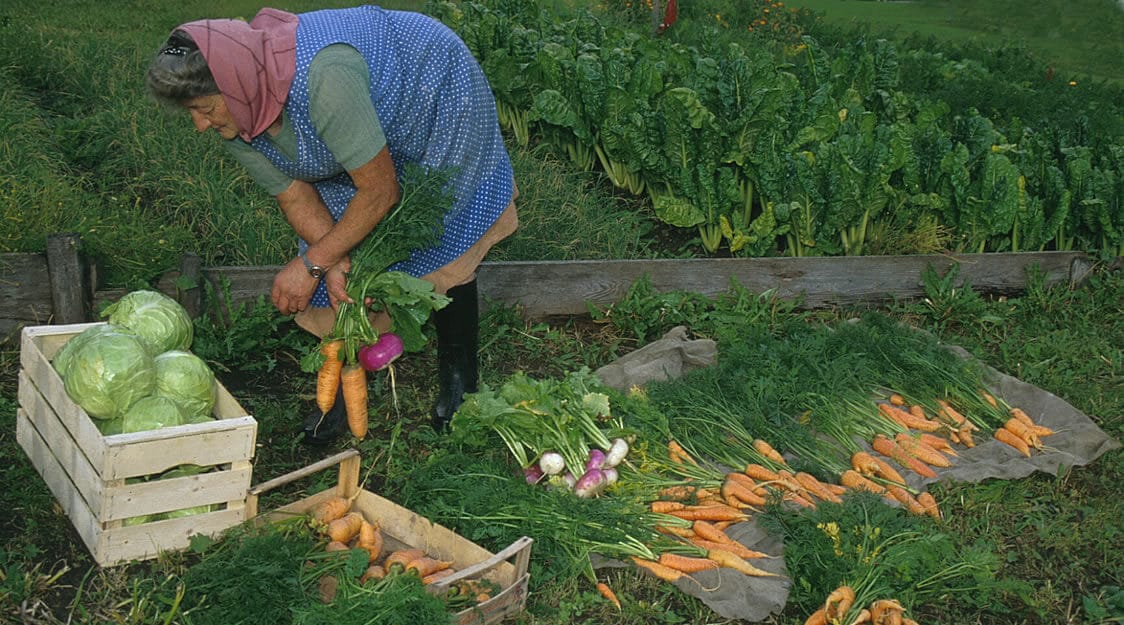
top-left (307, 495), bottom-right (497, 603)
top-left (804, 584), bottom-right (919, 625)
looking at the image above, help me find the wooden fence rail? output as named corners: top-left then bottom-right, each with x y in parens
top-left (0, 233), bottom-right (1106, 344)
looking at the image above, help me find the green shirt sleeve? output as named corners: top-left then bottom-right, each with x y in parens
top-left (222, 44), bottom-right (386, 197)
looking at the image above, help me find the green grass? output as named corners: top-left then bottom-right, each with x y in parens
top-left (783, 0), bottom-right (1124, 83)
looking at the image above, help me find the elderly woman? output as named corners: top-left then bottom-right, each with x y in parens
top-left (146, 6), bottom-right (518, 443)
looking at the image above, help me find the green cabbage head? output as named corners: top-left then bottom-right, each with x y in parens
top-left (121, 395), bottom-right (185, 433)
top-left (64, 330), bottom-right (156, 419)
top-left (101, 290), bottom-right (193, 355)
top-left (54, 324), bottom-right (127, 380)
top-left (154, 350), bottom-right (216, 421)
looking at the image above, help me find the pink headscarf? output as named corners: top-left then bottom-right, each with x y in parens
top-left (178, 8), bottom-right (298, 141)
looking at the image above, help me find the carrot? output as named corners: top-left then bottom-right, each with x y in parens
top-left (886, 485), bottom-right (927, 516)
top-left (894, 433), bottom-right (953, 467)
top-left (326, 512), bottom-right (365, 543)
top-left (872, 436), bottom-right (939, 479)
top-left (360, 565), bottom-right (386, 584)
top-left (631, 557), bottom-right (685, 583)
top-left (726, 472), bottom-right (769, 497)
top-left (916, 491), bottom-right (941, 521)
top-left (853, 451), bottom-right (907, 485)
top-left (651, 501), bottom-right (686, 514)
top-left (824, 584), bottom-right (856, 621)
top-left (340, 365), bottom-right (369, 439)
top-left (804, 608), bottom-right (828, 625)
top-left (794, 472), bottom-right (843, 504)
top-left (840, 469), bottom-right (885, 494)
top-left (785, 492), bottom-right (817, 509)
top-left (994, 427), bottom-right (1031, 457)
top-left (721, 478), bottom-right (768, 507)
top-left (937, 399), bottom-right (977, 431)
top-left (692, 520), bottom-right (738, 546)
top-left (357, 520), bottom-right (383, 562)
top-left (870, 599), bottom-right (904, 624)
top-left (745, 463), bottom-right (781, 482)
top-left (879, 403), bottom-right (942, 432)
top-left (753, 439), bottom-right (787, 464)
top-left (888, 393), bottom-right (906, 406)
top-left (658, 553), bottom-right (720, 573)
top-left (918, 432), bottom-right (958, 456)
top-left (310, 496), bottom-right (351, 526)
top-left (655, 524), bottom-right (696, 539)
top-left (316, 340), bottom-right (344, 413)
top-left (667, 504), bottom-right (748, 523)
top-left (384, 548), bottom-right (426, 574)
top-left (687, 538), bottom-right (774, 560)
top-left (705, 548), bottom-right (779, 577)
top-left (851, 608), bottom-right (872, 624)
top-left (1009, 407), bottom-right (1034, 426)
top-left (325, 541), bottom-right (350, 552)
top-left (596, 582), bottom-right (622, 610)
top-left (406, 556), bottom-right (454, 578)
top-left (658, 485), bottom-right (698, 500)
top-left (980, 389), bottom-right (999, 408)
top-left (421, 568), bottom-right (458, 585)
top-left (667, 440), bottom-right (698, 465)
top-left (958, 425), bottom-right (976, 448)
top-left (1003, 418), bottom-right (1043, 449)
top-left (1010, 407), bottom-right (1055, 437)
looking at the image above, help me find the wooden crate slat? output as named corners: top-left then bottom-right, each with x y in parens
top-left (98, 507), bottom-right (248, 566)
top-left (17, 371), bottom-right (105, 510)
top-left (103, 417), bottom-right (257, 480)
top-left (15, 409), bottom-right (102, 559)
top-left (101, 464), bottom-right (253, 523)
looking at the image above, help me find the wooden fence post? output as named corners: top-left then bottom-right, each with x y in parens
top-left (46, 233), bottom-right (91, 324)
top-left (177, 252), bottom-right (203, 319)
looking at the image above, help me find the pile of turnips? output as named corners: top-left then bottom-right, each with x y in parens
top-left (449, 368), bottom-right (633, 498)
top-left (526, 437), bottom-right (631, 498)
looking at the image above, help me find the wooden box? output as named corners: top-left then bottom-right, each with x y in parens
top-left (247, 450), bottom-right (532, 625)
top-left (16, 322), bottom-right (257, 566)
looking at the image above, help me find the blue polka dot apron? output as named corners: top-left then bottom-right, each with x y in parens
top-left (250, 6), bottom-right (514, 307)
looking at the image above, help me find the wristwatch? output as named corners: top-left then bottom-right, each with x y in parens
top-left (300, 252), bottom-right (325, 280)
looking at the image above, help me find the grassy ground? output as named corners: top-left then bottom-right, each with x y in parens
top-left (782, 0), bottom-right (1124, 83)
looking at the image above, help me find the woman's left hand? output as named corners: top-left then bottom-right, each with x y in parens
top-left (325, 257), bottom-right (352, 308)
top-left (271, 258), bottom-right (320, 315)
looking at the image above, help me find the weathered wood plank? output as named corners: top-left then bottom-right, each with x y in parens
top-left (0, 252), bottom-right (55, 321)
top-left (475, 252), bottom-right (1090, 317)
top-left (46, 233), bottom-right (91, 323)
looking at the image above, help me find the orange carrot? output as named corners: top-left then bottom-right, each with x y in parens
top-left (804, 608), bottom-right (828, 625)
top-left (994, 427), bottom-right (1031, 457)
top-left (658, 552), bottom-right (720, 573)
top-left (888, 393), bottom-right (907, 406)
top-left (980, 389), bottom-right (999, 408)
top-left (326, 512), bottom-right (365, 543)
top-left (785, 492), bottom-right (817, 509)
top-left (667, 440), bottom-right (698, 465)
top-left (726, 472), bottom-right (768, 496)
top-left (753, 439), bottom-right (787, 464)
top-left (722, 478), bottom-right (768, 507)
top-left (879, 403), bottom-right (942, 432)
top-left (885, 485), bottom-right (927, 516)
top-left (667, 504), bottom-right (748, 523)
top-left (872, 436), bottom-right (939, 479)
top-left (705, 548), bottom-right (779, 577)
top-left (651, 501), bottom-right (686, 514)
top-left (406, 556), bottom-right (453, 578)
top-left (686, 538), bottom-right (773, 560)
top-left (918, 432), bottom-right (958, 456)
top-left (958, 424), bottom-right (977, 447)
top-left (658, 485), bottom-right (698, 500)
top-left (1010, 407), bottom-right (1055, 436)
top-left (692, 520), bottom-right (738, 546)
top-left (794, 472), bottom-right (843, 504)
top-left (360, 564), bottom-right (386, 584)
top-left (853, 451), bottom-right (907, 486)
top-left (357, 520), bottom-right (383, 562)
top-left (631, 557), bottom-right (685, 582)
top-left (325, 541), bottom-right (350, 552)
top-left (824, 584), bottom-right (856, 621)
top-left (894, 433), bottom-right (953, 467)
top-left (870, 599), bottom-right (904, 623)
top-left (339, 365), bottom-right (369, 439)
top-left (596, 582), bottom-right (621, 610)
top-left (852, 608), bottom-right (873, 624)
top-left (422, 567), bottom-right (457, 585)
top-left (937, 399), bottom-right (977, 430)
top-left (384, 548), bottom-right (426, 574)
top-left (745, 463), bottom-right (781, 482)
top-left (316, 340), bottom-right (344, 413)
top-left (840, 469), bottom-right (886, 494)
top-left (1003, 418), bottom-right (1044, 448)
top-left (916, 491), bottom-right (941, 521)
top-left (310, 496), bottom-right (351, 525)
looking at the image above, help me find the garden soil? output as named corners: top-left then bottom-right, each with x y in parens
top-left (592, 327), bottom-right (1122, 623)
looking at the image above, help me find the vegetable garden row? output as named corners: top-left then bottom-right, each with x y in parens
top-left (428, 0), bottom-right (1123, 258)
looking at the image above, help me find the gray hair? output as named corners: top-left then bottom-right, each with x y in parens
top-left (145, 30), bottom-right (219, 106)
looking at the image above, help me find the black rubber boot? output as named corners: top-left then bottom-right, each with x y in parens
top-left (431, 279), bottom-right (479, 432)
top-left (302, 385), bottom-right (347, 445)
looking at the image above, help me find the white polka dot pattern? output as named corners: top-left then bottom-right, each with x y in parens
top-left (251, 6), bottom-right (514, 307)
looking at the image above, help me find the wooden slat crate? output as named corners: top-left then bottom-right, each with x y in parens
top-left (247, 450), bottom-right (532, 625)
top-left (16, 322), bottom-right (258, 566)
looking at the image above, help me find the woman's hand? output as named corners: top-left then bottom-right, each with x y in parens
top-left (271, 258), bottom-right (320, 315)
top-left (325, 257), bottom-right (353, 308)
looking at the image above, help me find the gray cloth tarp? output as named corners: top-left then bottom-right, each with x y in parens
top-left (592, 326), bottom-right (1121, 623)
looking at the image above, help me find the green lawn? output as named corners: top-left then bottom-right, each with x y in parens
top-left (783, 0), bottom-right (1124, 83)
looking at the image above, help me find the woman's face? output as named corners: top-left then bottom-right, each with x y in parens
top-left (184, 94), bottom-right (240, 140)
